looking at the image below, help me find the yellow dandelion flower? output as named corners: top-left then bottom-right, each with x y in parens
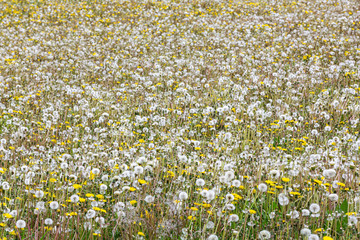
top-left (73, 184), bottom-right (82, 189)
top-left (3, 213), bottom-right (13, 219)
top-left (138, 179), bottom-right (148, 185)
top-left (281, 177), bottom-right (290, 183)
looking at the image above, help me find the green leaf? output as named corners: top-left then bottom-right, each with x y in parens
top-left (340, 199), bottom-right (348, 213)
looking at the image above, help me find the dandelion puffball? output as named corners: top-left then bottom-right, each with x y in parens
top-left (49, 201), bottom-right (59, 210)
top-left (179, 191), bottom-right (188, 201)
top-left (258, 230), bottom-right (271, 239)
top-left (16, 220), bottom-right (26, 229)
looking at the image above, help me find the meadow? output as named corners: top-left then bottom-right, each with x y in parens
top-left (0, 0), bottom-right (360, 239)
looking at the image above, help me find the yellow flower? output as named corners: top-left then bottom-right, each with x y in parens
top-left (346, 212), bottom-right (357, 216)
top-left (2, 213), bottom-right (13, 219)
top-left (49, 178), bottom-right (57, 183)
top-left (129, 187), bottom-right (137, 192)
top-left (249, 210), bottom-right (256, 214)
top-left (138, 232), bottom-right (145, 236)
top-left (337, 182), bottom-right (345, 187)
top-left (190, 207), bottom-right (198, 211)
top-left (73, 184), bottom-right (82, 189)
top-left (96, 194), bottom-right (104, 199)
top-left (202, 203), bottom-right (212, 208)
top-left (188, 215), bottom-right (196, 220)
top-left (138, 179), bottom-right (148, 185)
top-left (85, 193), bottom-right (94, 198)
top-left (323, 237), bottom-right (333, 240)
top-left (281, 177), bottom-right (290, 183)
top-left (130, 200), bottom-right (137, 205)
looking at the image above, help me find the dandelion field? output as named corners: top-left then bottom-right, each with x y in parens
top-left (0, 0), bottom-right (360, 239)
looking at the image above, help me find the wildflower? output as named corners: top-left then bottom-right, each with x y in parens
top-left (138, 232), bottom-right (145, 236)
top-left (257, 183), bottom-right (268, 192)
top-left (288, 210), bottom-right (299, 219)
top-left (232, 180), bottom-right (241, 187)
top-left (134, 166), bottom-right (144, 174)
top-left (269, 170), bottom-right (280, 178)
top-left (196, 178), bottom-right (205, 186)
top-left (258, 230), bottom-right (271, 239)
top-left (86, 209), bottom-right (96, 219)
top-left (206, 221), bottom-right (215, 229)
top-left (70, 194), bottom-right (80, 203)
top-left (16, 220), bottom-right (26, 229)
top-left (49, 201), bottom-right (59, 210)
top-left (99, 184), bottom-right (108, 191)
top-left (228, 214), bottom-right (239, 222)
top-left (278, 193), bottom-right (289, 206)
top-left (206, 190), bottom-right (216, 201)
top-left (308, 234), bottom-right (320, 240)
top-left (281, 177), bottom-right (290, 183)
top-left (300, 228), bottom-right (311, 236)
top-left (309, 203), bottom-right (320, 213)
top-left (44, 218), bottom-right (53, 225)
top-left (207, 234), bottom-right (218, 240)
top-left (323, 169), bottom-right (336, 179)
top-left (35, 190), bottom-right (45, 198)
top-left (348, 216), bottom-right (358, 226)
top-left (144, 195), bottom-right (155, 203)
top-left (179, 192), bottom-right (188, 201)
top-left (328, 194), bottom-right (338, 202)
top-left (302, 209), bottom-right (310, 216)
top-left (225, 194), bottom-right (235, 202)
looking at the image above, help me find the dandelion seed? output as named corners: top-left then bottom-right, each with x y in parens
top-left (144, 195), bottom-right (155, 203)
top-left (206, 221), bottom-right (215, 229)
top-left (232, 180), bottom-right (241, 187)
top-left (86, 209), bottom-right (96, 219)
top-left (328, 194), bottom-right (338, 202)
top-left (206, 190), bottom-right (216, 201)
top-left (300, 228), bottom-right (311, 236)
top-left (323, 169), bottom-right (336, 179)
top-left (225, 194), bottom-right (235, 202)
top-left (228, 214), bottom-right (239, 222)
top-left (207, 234), bottom-right (218, 240)
top-left (269, 170), bottom-right (280, 179)
top-left (258, 230), bottom-right (271, 239)
top-left (44, 218), bottom-right (53, 225)
top-left (309, 203), bottom-right (320, 213)
top-left (302, 209), bottom-right (310, 216)
top-left (16, 220), bottom-right (26, 229)
top-left (70, 194), bottom-right (80, 203)
top-left (179, 192), bottom-right (188, 201)
top-left (196, 178), bottom-right (205, 186)
top-left (257, 183), bottom-right (267, 192)
top-left (278, 193), bottom-right (289, 206)
top-left (308, 234), bottom-right (319, 240)
top-left (49, 201), bottom-right (59, 210)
